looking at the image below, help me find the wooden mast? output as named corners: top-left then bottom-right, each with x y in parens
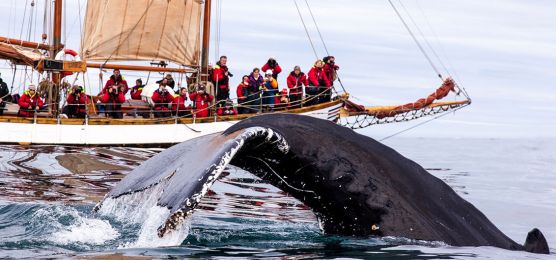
top-left (47, 0), bottom-right (64, 116)
top-left (200, 0), bottom-right (212, 81)
top-left (52, 0), bottom-right (63, 56)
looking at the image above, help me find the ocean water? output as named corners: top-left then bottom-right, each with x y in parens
top-left (0, 138), bottom-right (554, 259)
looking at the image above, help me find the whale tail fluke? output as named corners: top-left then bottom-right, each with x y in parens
top-left (524, 228), bottom-right (550, 254)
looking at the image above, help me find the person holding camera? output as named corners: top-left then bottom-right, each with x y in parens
top-left (322, 56), bottom-right (339, 103)
top-left (102, 69), bottom-right (129, 95)
top-left (65, 85), bottom-right (88, 118)
top-left (18, 85), bottom-right (44, 117)
top-left (156, 74), bottom-right (176, 92)
top-left (261, 58), bottom-right (282, 80)
top-left (172, 87), bottom-right (190, 117)
top-left (100, 84), bottom-right (125, 119)
top-left (189, 84), bottom-right (214, 118)
top-left (212, 55), bottom-right (232, 102)
top-left (151, 84), bottom-right (175, 118)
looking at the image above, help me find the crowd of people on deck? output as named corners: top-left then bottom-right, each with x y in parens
top-left (4, 55), bottom-right (339, 119)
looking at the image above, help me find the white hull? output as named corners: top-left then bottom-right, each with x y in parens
top-left (0, 106), bottom-right (336, 146)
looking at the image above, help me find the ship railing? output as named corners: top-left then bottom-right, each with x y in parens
top-left (1, 85), bottom-right (346, 124)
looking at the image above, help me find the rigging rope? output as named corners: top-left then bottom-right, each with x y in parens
top-left (396, 0), bottom-right (450, 78)
top-left (303, 0), bottom-right (329, 56)
top-left (293, 0), bottom-right (319, 60)
top-left (19, 0), bottom-right (29, 40)
top-left (301, 1), bottom-right (348, 93)
top-left (28, 0), bottom-right (36, 42)
top-left (387, 0), bottom-right (443, 80)
top-left (215, 0), bottom-right (222, 60)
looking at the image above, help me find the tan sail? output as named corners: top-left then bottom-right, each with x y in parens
top-left (81, 0), bottom-right (202, 66)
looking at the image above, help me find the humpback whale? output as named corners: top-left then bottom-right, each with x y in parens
top-left (95, 114), bottom-right (549, 254)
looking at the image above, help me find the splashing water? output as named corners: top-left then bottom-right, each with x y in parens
top-left (28, 205), bottom-right (119, 249)
top-left (96, 178), bottom-right (191, 248)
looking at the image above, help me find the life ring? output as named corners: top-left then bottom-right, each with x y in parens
top-left (55, 49), bottom-right (81, 78)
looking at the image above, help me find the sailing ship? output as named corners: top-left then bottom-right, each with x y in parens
top-left (0, 0), bottom-right (470, 146)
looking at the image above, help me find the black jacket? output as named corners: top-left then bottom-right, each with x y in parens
top-left (0, 79), bottom-right (11, 103)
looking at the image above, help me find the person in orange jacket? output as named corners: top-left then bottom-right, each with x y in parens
top-left (262, 70), bottom-right (278, 112)
top-left (189, 84), bottom-right (214, 118)
top-left (18, 85), bottom-right (44, 117)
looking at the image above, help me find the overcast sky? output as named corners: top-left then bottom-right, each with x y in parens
top-left (0, 0), bottom-right (554, 139)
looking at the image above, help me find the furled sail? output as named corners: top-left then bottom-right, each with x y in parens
top-left (0, 42), bottom-right (45, 66)
top-left (81, 0), bottom-right (202, 66)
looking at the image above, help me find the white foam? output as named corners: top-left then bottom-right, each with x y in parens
top-left (31, 206), bottom-right (120, 246)
top-left (51, 218), bottom-right (119, 245)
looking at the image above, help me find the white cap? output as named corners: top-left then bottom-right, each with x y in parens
top-left (265, 70), bottom-right (273, 75)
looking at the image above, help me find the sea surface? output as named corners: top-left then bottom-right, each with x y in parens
top-left (0, 138), bottom-right (555, 259)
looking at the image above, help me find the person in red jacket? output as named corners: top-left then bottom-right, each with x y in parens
top-left (286, 65), bottom-right (308, 108)
top-left (18, 85), bottom-right (44, 117)
top-left (172, 87), bottom-right (190, 117)
top-left (212, 55), bottom-right (232, 102)
top-left (236, 75), bottom-right (249, 114)
top-left (151, 84), bottom-right (175, 118)
top-left (261, 58), bottom-right (282, 80)
top-left (189, 84), bottom-right (214, 118)
top-left (216, 99), bottom-right (238, 116)
top-left (130, 79), bottom-right (144, 100)
top-left (65, 85), bottom-right (88, 118)
top-left (102, 69), bottom-right (129, 95)
top-left (322, 56), bottom-right (339, 103)
top-left (323, 56), bottom-right (339, 85)
top-left (100, 84), bottom-right (125, 119)
top-left (307, 60), bottom-right (330, 106)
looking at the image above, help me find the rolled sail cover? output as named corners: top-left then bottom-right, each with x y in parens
top-left (81, 0), bottom-right (202, 66)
